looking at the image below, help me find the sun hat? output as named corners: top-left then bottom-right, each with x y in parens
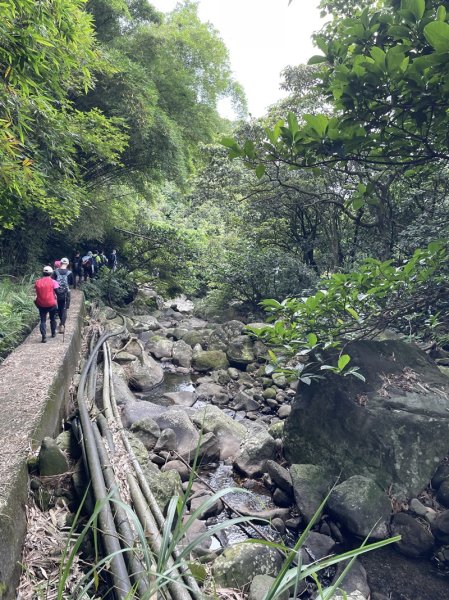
top-left (43, 266), bottom-right (53, 274)
top-left (61, 257), bottom-right (69, 265)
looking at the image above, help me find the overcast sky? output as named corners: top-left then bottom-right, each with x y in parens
top-left (149, 1), bottom-right (324, 118)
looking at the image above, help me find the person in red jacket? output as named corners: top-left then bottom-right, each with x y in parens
top-left (34, 266), bottom-right (59, 343)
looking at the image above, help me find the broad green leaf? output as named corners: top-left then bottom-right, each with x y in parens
top-left (221, 136), bottom-right (239, 149)
top-left (308, 55), bottom-right (327, 65)
top-left (303, 114), bottom-right (328, 137)
top-left (437, 5), bottom-right (446, 21)
top-left (307, 333), bottom-right (318, 346)
top-left (401, 0), bottom-right (425, 20)
top-left (255, 164), bottom-right (265, 178)
top-left (370, 46), bottom-right (386, 68)
top-left (424, 21), bottom-right (449, 52)
top-left (338, 354), bottom-right (351, 371)
top-left (346, 306), bottom-right (360, 320)
top-left (287, 112), bottom-right (299, 135)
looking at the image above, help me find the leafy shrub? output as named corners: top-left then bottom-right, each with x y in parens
top-left (82, 268), bottom-right (138, 307)
top-left (204, 244), bottom-right (318, 315)
top-left (0, 276), bottom-right (37, 359)
top-left (249, 241), bottom-right (449, 380)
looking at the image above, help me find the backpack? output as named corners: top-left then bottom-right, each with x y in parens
top-left (55, 269), bottom-right (70, 298)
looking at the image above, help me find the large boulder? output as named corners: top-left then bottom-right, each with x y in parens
top-left (192, 349), bottom-right (229, 372)
top-left (172, 340), bottom-right (193, 368)
top-left (152, 408), bottom-right (199, 458)
top-left (208, 320), bottom-right (246, 352)
top-left (233, 427), bottom-right (277, 478)
top-left (194, 382), bottom-right (229, 406)
top-left (192, 405), bottom-right (247, 459)
top-left (126, 352), bottom-right (164, 392)
top-left (146, 335), bottom-right (173, 359)
top-left (327, 476), bottom-right (391, 540)
top-left (226, 335), bottom-right (256, 366)
top-left (212, 542), bottom-right (283, 588)
top-left (121, 400), bottom-right (165, 428)
top-left (284, 340), bottom-right (449, 498)
top-left (290, 464), bottom-right (334, 524)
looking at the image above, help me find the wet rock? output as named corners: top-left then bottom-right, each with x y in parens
top-left (212, 542), bottom-right (283, 588)
top-left (234, 427), bottom-right (277, 478)
top-left (172, 339), bottom-right (193, 368)
top-left (262, 387), bottom-right (277, 400)
top-left (190, 493), bottom-right (224, 518)
top-left (153, 409), bottom-right (199, 457)
top-left (290, 464), bottom-right (333, 524)
top-left (150, 470), bottom-right (183, 512)
top-left (249, 575), bottom-right (288, 600)
top-left (327, 559), bottom-right (370, 599)
top-left (154, 428), bottom-right (177, 452)
top-left (161, 460), bottom-right (189, 482)
top-left (194, 382), bottom-right (229, 406)
top-left (39, 437), bottom-right (69, 476)
top-left (328, 476), bottom-right (391, 540)
top-left (272, 488), bottom-right (292, 508)
top-left (268, 421), bottom-right (284, 439)
top-left (192, 404), bottom-right (247, 459)
top-left (228, 367), bottom-right (241, 380)
top-left (130, 417), bottom-right (161, 450)
top-left (390, 512), bottom-right (434, 557)
top-left (114, 351), bottom-right (137, 363)
top-left (277, 404), bottom-right (291, 419)
top-left (431, 463), bottom-right (449, 489)
top-left (212, 369), bottom-right (232, 386)
top-left (285, 517), bottom-right (301, 531)
top-left (232, 390), bottom-right (260, 412)
top-left (271, 518), bottom-right (286, 535)
top-left (302, 531), bottom-right (336, 564)
top-left (226, 335), bottom-right (256, 366)
top-left (192, 349), bottom-right (229, 372)
top-left (163, 391), bottom-right (196, 407)
top-left (146, 335), bottom-right (174, 359)
top-left (266, 460), bottom-right (293, 494)
top-left (121, 400), bottom-right (165, 427)
top-left (127, 352), bottom-right (164, 392)
top-left (431, 509), bottom-right (449, 543)
top-left (437, 479), bottom-right (449, 507)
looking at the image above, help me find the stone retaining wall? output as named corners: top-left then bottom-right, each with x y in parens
top-left (0, 291), bottom-right (84, 599)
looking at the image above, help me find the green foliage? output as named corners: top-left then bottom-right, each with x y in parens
top-left (248, 241), bottom-right (449, 379)
top-left (0, 277), bottom-right (36, 359)
top-left (204, 243), bottom-right (318, 314)
top-left (225, 0), bottom-right (449, 172)
top-left (82, 268), bottom-right (138, 306)
top-left (0, 0), bottom-right (127, 229)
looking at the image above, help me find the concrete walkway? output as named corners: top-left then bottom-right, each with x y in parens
top-left (0, 290), bottom-right (84, 599)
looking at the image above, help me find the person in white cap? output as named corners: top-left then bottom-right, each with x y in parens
top-left (34, 266), bottom-right (59, 343)
top-left (52, 258), bottom-right (74, 334)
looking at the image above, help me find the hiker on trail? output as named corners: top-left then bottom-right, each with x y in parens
top-left (52, 258), bottom-right (74, 334)
top-left (34, 266), bottom-right (59, 343)
top-left (99, 249), bottom-right (108, 267)
top-left (92, 250), bottom-right (102, 277)
top-left (82, 251), bottom-right (94, 281)
top-left (108, 249), bottom-right (118, 271)
top-left (54, 259), bottom-right (61, 269)
top-left (72, 250), bottom-right (83, 288)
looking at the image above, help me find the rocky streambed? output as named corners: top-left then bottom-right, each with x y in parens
top-left (23, 288), bottom-right (449, 599)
